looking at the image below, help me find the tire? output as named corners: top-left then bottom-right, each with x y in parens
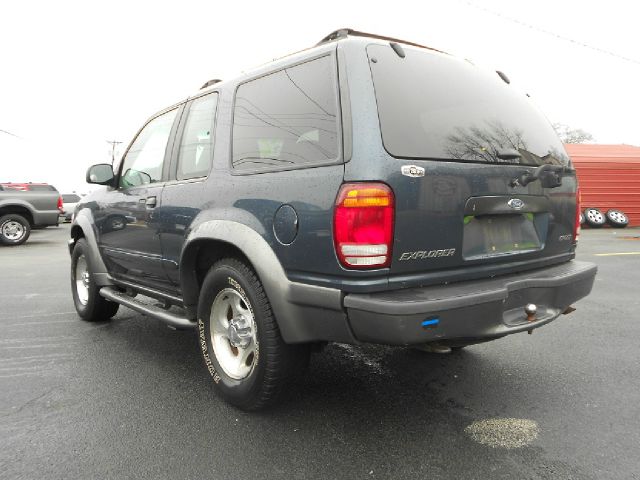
top-left (583, 208), bottom-right (606, 228)
top-left (70, 238), bottom-right (119, 321)
top-left (579, 212), bottom-right (585, 225)
top-left (605, 209), bottom-right (629, 228)
top-left (0, 214), bottom-right (31, 246)
top-left (197, 258), bottom-right (309, 411)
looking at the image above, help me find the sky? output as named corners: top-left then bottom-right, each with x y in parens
top-left (1, 0), bottom-right (638, 193)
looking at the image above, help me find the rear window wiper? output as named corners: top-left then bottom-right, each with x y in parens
top-left (510, 164), bottom-right (574, 188)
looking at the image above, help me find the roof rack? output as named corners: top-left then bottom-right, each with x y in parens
top-left (316, 28), bottom-right (446, 54)
top-left (200, 78), bottom-right (222, 90)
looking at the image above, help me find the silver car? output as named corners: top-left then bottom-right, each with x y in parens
top-left (61, 193), bottom-right (81, 222)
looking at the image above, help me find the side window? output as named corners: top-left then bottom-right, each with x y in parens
top-left (176, 93), bottom-right (218, 180)
top-left (119, 109), bottom-right (177, 188)
top-left (232, 55), bottom-right (339, 172)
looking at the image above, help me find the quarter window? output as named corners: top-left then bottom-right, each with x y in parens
top-left (177, 93), bottom-right (218, 180)
top-left (232, 55), bottom-right (339, 172)
top-left (119, 109), bottom-right (177, 188)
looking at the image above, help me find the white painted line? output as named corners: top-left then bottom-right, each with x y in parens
top-left (0, 372), bottom-right (46, 378)
top-left (594, 252), bottom-right (640, 256)
top-left (7, 320), bottom-right (79, 327)
top-left (0, 312), bottom-right (77, 321)
top-left (0, 344), bottom-right (76, 350)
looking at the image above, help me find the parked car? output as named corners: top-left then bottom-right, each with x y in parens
top-left (69, 29), bottom-right (597, 410)
top-left (60, 193), bottom-right (82, 222)
top-left (0, 185), bottom-right (62, 245)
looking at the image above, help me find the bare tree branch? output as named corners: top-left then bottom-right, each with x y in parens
top-left (552, 123), bottom-right (594, 144)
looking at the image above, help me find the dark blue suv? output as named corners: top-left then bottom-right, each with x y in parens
top-left (69, 29), bottom-right (597, 410)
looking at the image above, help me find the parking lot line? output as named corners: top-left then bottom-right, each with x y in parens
top-left (594, 252), bottom-right (640, 256)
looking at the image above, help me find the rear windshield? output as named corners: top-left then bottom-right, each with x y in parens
top-left (367, 44), bottom-right (569, 166)
top-left (29, 184), bottom-right (57, 191)
top-left (62, 194), bottom-right (81, 202)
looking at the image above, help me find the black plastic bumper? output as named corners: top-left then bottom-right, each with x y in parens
top-left (343, 260), bottom-right (597, 346)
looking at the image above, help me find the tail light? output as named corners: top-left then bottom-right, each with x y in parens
top-left (573, 186), bottom-right (581, 242)
top-left (333, 183), bottom-right (394, 269)
top-left (57, 196), bottom-right (64, 213)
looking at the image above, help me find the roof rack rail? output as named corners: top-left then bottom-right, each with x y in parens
top-left (200, 78), bottom-right (222, 90)
top-left (316, 28), bottom-right (445, 54)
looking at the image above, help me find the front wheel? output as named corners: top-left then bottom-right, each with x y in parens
top-left (70, 239), bottom-right (119, 321)
top-left (0, 214), bottom-right (31, 246)
top-left (197, 258), bottom-right (308, 411)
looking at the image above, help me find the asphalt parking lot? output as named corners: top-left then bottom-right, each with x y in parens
top-left (1, 225), bottom-right (639, 480)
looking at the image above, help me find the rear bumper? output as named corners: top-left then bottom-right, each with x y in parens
top-left (32, 210), bottom-right (60, 227)
top-left (343, 260), bottom-right (597, 345)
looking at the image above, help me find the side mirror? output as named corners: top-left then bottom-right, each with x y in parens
top-left (86, 164), bottom-right (115, 185)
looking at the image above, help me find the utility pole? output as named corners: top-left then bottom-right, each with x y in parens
top-left (106, 140), bottom-right (123, 164)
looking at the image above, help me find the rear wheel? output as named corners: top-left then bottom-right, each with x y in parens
top-left (0, 214), bottom-right (31, 246)
top-left (605, 209), bottom-right (629, 228)
top-left (197, 258), bottom-right (309, 410)
top-left (70, 239), bottom-right (119, 321)
top-left (583, 208), bottom-right (606, 228)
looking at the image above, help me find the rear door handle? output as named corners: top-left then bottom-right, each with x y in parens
top-left (145, 196), bottom-right (157, 208)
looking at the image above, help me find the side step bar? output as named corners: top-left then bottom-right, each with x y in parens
top-left (99, 287), bottom-right (197, 330)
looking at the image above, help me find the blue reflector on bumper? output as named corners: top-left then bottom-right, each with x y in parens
top-left (421, 318), bottom-right (440, 328)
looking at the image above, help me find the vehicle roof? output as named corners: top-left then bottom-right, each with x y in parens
top-left (194, 29), bottom-right (448, 97)
top-left (0, 182), bottom-right (58, 191)
top-left (146, 30), bottom-right (449, 124)
top-left (1, 182), bottom-right (52, 186)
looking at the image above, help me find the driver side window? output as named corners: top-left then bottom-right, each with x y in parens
top-left (119, 109), bottom-right (178, 188)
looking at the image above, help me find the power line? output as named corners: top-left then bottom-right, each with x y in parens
top-left (0, 129), bottom-right (21, 138)
top-left (459, 1), bottom-right (640, 66)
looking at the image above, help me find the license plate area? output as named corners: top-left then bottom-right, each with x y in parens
top-left (462, 213), bottom-right (546, 260)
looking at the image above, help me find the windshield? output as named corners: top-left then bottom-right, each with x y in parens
top-left (367, 44), bottom-right (569, 166)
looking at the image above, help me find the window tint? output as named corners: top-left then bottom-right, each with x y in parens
top-left (119, 109), bottom-right (177, 188)
top-left (62, 194), bottom-right (81, 202)
top-left (232, 55), bottom-right (339, 171)
top-left (368, 45), bottom-right (569, 166)
top-left (177, 93), bottom-right (218, 180)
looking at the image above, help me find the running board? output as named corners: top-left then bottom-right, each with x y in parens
top-left (99, 287), bottom-right (197, 330)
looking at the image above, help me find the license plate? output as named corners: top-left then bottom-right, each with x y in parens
top-left (462, 213), bottom-right (543, 260)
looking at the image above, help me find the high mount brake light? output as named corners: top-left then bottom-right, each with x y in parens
top-left (333, 183), bottom-right (395, 269)
top-left (574, 186), bottom-right (581, 243)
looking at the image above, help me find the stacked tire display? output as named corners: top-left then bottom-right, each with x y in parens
top-left (582, 208), bottom-right (629, 228)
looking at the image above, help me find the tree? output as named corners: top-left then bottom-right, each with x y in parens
top-left (552, 123), bottom-right (595, 144)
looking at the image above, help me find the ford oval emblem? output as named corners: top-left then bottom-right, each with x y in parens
top-left (508, 198), bottom-right (525, 210)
